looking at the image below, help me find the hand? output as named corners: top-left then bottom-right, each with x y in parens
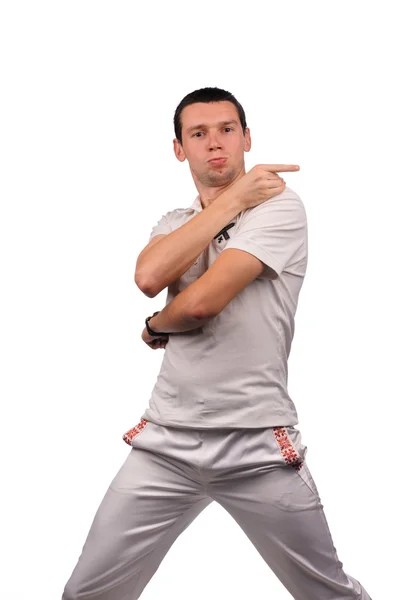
top-left (224, 164), bottom-right (300, 211)
top-left (141, 326), bottom-right (169, 350)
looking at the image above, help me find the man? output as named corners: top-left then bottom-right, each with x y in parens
top-left (62, 87), bottom-right (372, 600)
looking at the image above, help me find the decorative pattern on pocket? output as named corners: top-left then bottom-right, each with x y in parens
top-left (273, 427), bottom-right (303, 472)
top-left (122, 418), bottom-right (149, 446)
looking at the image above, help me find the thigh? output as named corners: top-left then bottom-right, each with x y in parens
top-left (63, 438), bottom-right (211, 600)
top-left (208, 427), bottom-right (371, 600)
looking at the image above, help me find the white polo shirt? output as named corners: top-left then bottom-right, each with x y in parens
top-left (140, 186), bottom-right (308, 429)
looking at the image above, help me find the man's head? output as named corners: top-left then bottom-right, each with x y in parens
top-left (173, 87), bottom-right (251, 194)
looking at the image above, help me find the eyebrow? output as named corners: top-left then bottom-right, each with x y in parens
top-left (186, 120), bottom-right (239, 134)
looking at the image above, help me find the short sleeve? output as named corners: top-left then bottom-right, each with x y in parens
top-left (148, 212), bottom-right (173, 242)
top-left (223, 192), bottom-right (307, 277)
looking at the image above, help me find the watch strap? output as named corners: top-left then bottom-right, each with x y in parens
top-left (145, 311), bottom-right (169, 337)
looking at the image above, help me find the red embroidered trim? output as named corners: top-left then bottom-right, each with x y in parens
top-left (122, 419), bottom-right (148, 446)
top-left (273, 427), bottom-right (303, 471)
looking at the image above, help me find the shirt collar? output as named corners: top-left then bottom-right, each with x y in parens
top-left (176, 194), bottom-right (203, 214)
top-left (189, 195), bottom-right (203, 213)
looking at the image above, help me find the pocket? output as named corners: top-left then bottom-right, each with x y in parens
top-left (122, 418), bottom-right (149, 446)
top-left (282, 426), bottom-right (320, 498)
top-left (273, 426), bottom-right (304, 471)
top-left (296, 461), bottom-right (320, 498)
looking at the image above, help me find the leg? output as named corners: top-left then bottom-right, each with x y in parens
top-left (208, 426), bottom-right (372, 600)
top-left (62, 425), bottom-right (211, 600)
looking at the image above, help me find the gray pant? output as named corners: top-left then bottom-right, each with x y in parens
top-left (62, 420), bottom-right (372, 600)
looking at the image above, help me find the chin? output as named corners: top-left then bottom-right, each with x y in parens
top-left (210, 167), bottom-right (235, 183)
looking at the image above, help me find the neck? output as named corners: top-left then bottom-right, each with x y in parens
top-left (196, 167), bottom-right (246, 209)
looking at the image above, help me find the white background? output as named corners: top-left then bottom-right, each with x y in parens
top-left (0, 1), bottom-right (397, 599)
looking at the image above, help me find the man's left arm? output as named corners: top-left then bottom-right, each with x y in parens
top-left (146, 193), bottom-right (307, 337)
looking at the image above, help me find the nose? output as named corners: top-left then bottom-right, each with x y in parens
top-left (208, 131), bottom-right (222, 151)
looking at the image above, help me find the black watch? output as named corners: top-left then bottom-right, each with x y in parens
top-left (145, 311), bottom-right (169, 337)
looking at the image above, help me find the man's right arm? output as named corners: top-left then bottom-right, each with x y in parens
top-left (134, 193), bottom-right (242, 298)
top-left (134, 164), bottom-right (300, 298)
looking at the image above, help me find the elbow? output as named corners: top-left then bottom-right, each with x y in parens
top-left (188, 303), bottom-right (217, 322)
top-left (184, 290), bottom-right (219, 321)
top-left (134, 272), bottom-right (158, 298)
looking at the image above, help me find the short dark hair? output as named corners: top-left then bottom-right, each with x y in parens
top-left (173, 87), bottom-right (247, 145)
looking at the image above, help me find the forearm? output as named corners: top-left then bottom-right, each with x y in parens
top-left (148, 291), bottom-right (211, 334)
top-left (135, 191), bottom-right (241, 297)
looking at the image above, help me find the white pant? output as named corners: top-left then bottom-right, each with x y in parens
top-left (62, 421), bottom-right (372, 600)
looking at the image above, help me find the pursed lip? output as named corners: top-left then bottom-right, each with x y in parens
top-left (208, 157), bottom-right (228, 164)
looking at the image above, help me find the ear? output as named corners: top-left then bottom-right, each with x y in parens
top-left (173, 138), bottom-right (186, 162)
top-left (244, 128), bottom-right (252, 153)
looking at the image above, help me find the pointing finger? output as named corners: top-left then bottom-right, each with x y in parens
top-left (260, 164), bottom-right (300, 172)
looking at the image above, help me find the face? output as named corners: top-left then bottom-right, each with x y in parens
top-left (173, 101), bottom-right (251, 190)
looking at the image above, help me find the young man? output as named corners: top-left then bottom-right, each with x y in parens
top-left (62, 88), bottom-right (372, 600)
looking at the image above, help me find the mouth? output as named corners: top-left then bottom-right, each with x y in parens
top-left (208, 158), bottom-right (227, 166)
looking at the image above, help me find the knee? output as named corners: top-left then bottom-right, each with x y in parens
top-left (61, 580), bottom-right (80, 600)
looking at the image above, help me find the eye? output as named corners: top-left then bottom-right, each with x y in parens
top-left (192, 132), bottom-right (203, 138)
top-left (224, 127), bottom-right (233, 132)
